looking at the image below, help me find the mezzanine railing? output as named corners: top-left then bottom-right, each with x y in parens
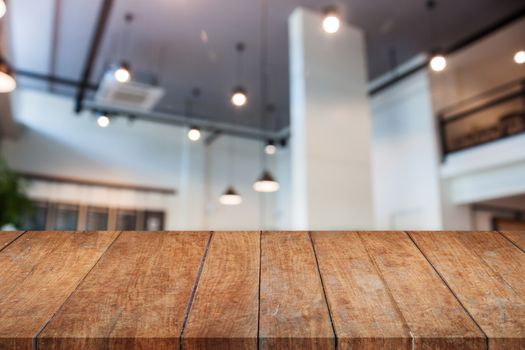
top-left (438, 78), bottom-right (525, 159)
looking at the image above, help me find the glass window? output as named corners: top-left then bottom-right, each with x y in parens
top-left (86, 207), bottom-right (109, 230)
top-left (144, 211), bottom-right (165, 231)
top-left (53, 204), bottom-right (78, 230)
top-left (116, 210), bottom-right (137, 230)
top-left (22, 201), bottom-right (48, 230)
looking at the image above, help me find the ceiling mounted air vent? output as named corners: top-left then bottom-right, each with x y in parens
top-left (94, 71), bottom-right (164, 111)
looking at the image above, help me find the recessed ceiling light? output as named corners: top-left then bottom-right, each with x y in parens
top-left (514, 50), bottom-right (525, 65)
top-left (430, 55), bottom-right (447, 72)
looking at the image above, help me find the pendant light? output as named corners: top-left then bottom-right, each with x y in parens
top-left (253, 0), bottom-right (279, 193)
top-left (0, 0), bottom-right (6, 19)
top-left (253, 170), bottom-right (279, 193)
top-left (220, 136), bottom-right (242, 205)
top-left (114, 61), bottom-right (131, 83)
top-left (186, 88), bottom-right (202, 142)
top-left (230, 42), bottom-right (247, 107)
top-left (0, 59), bottom-right (16, 93)
top-left (514, 50), bottom-right (525, 65)
top-left (322, 6), bottom-right (340, 34)
top-left (113, 13), bottom-right (134, 82)
top-left (188, 126), bottom-right (201, 141)
top-left (265, 140), bottom-right (276, 155)
top-left (97, 113), bottom-right (110, 128)
top-left (220, 186), bottom-right (242, 205)
top-left (426, 0), bottom-right (446, 73)
top-left (430, 55), bottom-right (446, 72)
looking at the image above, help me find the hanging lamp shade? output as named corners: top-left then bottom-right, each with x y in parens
top-left (0, 60), bottom-right (16, 93)
top-left (219, 186), bottom-right (242, 205)
top-left (253, 170), bottom-right (279, 193)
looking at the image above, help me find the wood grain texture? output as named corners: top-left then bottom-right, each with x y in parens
top-left (360, 232), bottom-right (485, 349)
top-left (0, 231), bottom-right (120, 350)
top-left (259, 232), bottom-right (334, 350)
top-left (501, 230), bottom-right (525, 252)
top-left (38, 231), bottom-right (210, 350)
top-left (410, 231), bottom-right (525, 350)
top-left (311, 231), bottom-right (411, 350)
top-left (182, 231), bottom-right (260, 350)
top-left (0, 231), bottom-right (23, 251)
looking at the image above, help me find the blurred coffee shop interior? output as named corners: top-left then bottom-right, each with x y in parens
top-left (0, 0), bottom-right (524, 232)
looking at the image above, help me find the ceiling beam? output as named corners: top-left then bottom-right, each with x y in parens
top-left (83, 100), bottom-right (290, 142)
top-left (74, 0), bottom-right (114, 113)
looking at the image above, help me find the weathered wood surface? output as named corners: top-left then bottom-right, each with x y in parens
top-left (38, 232), bottom-right (210, 350)
top-left (0, 231), bottom-right (23, 251)
top-left (501, 230), bottom-right (525, 251)
top-left (410, 231), bottom-right (525, 350)
top-left (1, 230), bottom-right (525, 349)
top-left (311, 231), bottom-right (411, 350)
top-left (259, 232), bottom-right (334, 349)
top-left (182, 231), bottom-right (260, 350)
top-left (0, 231), bottom-right (120, 350)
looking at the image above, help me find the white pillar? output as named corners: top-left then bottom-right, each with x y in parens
top-left (289, 8), bottom-right (374, 230)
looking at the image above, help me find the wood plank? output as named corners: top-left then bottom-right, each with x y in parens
top-left (38, 231), bottom-right (210, 350)
top-left (0, 231), bottom-right (23, 251)
top-left (360, 232), bottom-right (485, 349)
top-left (501, 230), bottom-right (525, 252)
top-left (0, 231), bottom-right (120, 350)
top-left (311, 231), bottom-right (411, 350)
top-left (410, 231), bottom-right (525, 349)
top-left (259, 231), bottom-right (334, 350)
top-left (182, 231), bottom-right (260, 350)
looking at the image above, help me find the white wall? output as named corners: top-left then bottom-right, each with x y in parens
top-left (1, 88), bottom-right (287, 230)
top-left (371, 71), bottom-right (443, 229)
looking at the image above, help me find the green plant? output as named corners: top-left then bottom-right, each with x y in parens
top-left (0, 158), bottom-right (31, 228)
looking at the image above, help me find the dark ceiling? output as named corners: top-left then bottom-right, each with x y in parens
top-left (8, 0), bottom-right (525, 130)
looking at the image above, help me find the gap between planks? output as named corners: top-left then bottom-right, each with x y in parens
top-left (308, 232), bottom-right (338, 350)
top-left (179, 231), bottom-right (214, 350)
top-left (405, 231), bottom-right (490, 350)
top-left (498, 230), bottom-right (525, 254)
top-left (0, 230), bottom-right (26, 253)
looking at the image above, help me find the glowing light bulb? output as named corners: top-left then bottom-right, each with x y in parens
top-left (430, 55), bottom-right (447, 72)
top-left (0, 71), bottom-right (16, 93)
top-left (0, 1), bottom-right (6, 19)
top-left (265, 142), bottom-right (276, 155)
top-left (114, 63), bottom-right (131, 83)
top-left (97, 115), bottom-right (110, 128)
top-left (231, 87), bottom-right (247, 107)
top-left (188, 127), bottom-right (201, 141)
top-left (323, 14), bottom-right (340, 34)
top-left (514, 50), bottom-right (525, 65)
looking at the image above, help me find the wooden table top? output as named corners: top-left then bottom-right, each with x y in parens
top-left (0, 231), bottom-right (524, 350)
